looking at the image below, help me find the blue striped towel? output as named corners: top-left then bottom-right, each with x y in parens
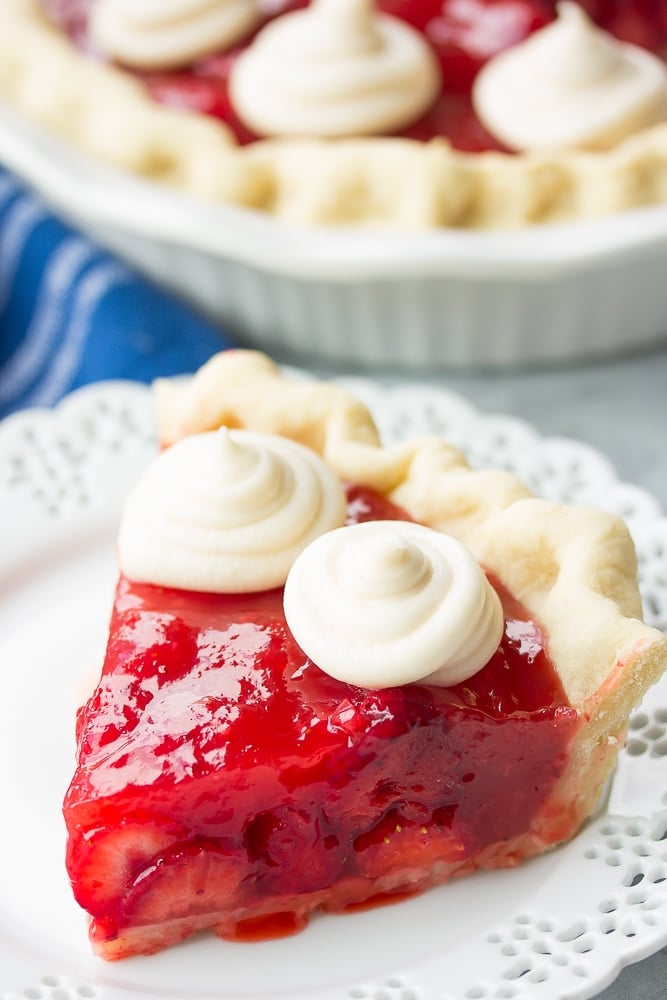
top-left (0, 169), bottom-right (236, 420)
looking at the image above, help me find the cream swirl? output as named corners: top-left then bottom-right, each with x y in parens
top-left (118, 429), bottom-right (346, 593)
top-left (473, 2), bottom-right (667, 151)
top-left (229, 0), bottom-right (441, 137)
top-left (90, 0), bottom-right (262, 70)
top-left (283, 521), bottom-right (504, 689)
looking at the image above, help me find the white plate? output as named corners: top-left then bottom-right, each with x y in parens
top-left (1, 378), bottom-right (667, 1000)
top-left (3, 103), bottom-right (667, 369)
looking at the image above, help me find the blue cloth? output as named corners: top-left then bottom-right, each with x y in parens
top-left (0, 169), bottom-right (236, 419)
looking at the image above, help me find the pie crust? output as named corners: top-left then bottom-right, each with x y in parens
top-left (4, 0), bottom-right (667, 229)
top-left (156, 349), bottom-right (667, 838)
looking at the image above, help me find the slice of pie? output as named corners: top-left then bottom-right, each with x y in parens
top-left (2, 1), bottom-right (667, 227)
top-left (63, 350), bottom-right (667, 960)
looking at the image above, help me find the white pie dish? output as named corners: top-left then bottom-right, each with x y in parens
top-left (2, 101), bottom-right (667, 372)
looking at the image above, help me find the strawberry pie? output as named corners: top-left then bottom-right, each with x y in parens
top-left (2, 0), bottom-right (667, 226)
top-left (63, 351), bottom-right (667, 959)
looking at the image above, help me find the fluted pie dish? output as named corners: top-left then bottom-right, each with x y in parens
top-left (3, 0), bottom-right (667, 372)
top-left (62, 350), bottom-right (667, 961)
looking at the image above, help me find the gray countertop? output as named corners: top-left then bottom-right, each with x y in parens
top-left (432, 347), bottom-right (667, 511)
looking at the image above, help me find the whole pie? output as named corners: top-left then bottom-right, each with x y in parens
top-left (63, 350), bottom-right (667, 959)
top-left (3, 0), bottom-right (667, 227)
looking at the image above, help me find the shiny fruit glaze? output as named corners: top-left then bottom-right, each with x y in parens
top-left (42, 0), bottom-right (667, 154)
top-left (64, 483), bottom-right (579, 957)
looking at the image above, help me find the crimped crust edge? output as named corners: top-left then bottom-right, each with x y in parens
top-left (155, 349), bottom-right (667, 857)
top-left (4, 0), bottom-right (667, 230)
top-left (154, 349), bottom-right (667, 706)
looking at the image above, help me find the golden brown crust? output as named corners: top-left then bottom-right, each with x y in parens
top-left (155, 350), bottom-right (667, 843)
top-left (4, 0), bottom-right (667, 229)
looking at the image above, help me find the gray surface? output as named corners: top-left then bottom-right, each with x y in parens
top-left (436, 348), bottom-right (667, 511)
top-left (306, 343), bottom-right (667, 1000)
top-left (595, 946), bottom-right (667, 1000)
top-left (307, 345), bottom-right (667, 511)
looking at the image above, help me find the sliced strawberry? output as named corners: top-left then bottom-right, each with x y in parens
top-left (121, 842), bottom-right (242, 926)
top-left (351, 807), bottom-right (468, 881)
top-left (68, 822), bottom-right (179, 914)
top-left (243, 806), bottom-right (341, 894)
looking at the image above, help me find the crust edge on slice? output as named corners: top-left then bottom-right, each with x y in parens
top-left (4, 0), bottom-right (667, 229)
top-left (155, 349), bottom-right (667, 846)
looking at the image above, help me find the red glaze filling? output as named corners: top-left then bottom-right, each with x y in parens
top-left (42, 0), bottom-right (667, 154)
top-left (64, 484), bottom-right (579, 958)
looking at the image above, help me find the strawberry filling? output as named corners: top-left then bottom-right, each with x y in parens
top-left (64, 484), bottom-right (579, 959)
top-left (42, 0), bottom-right (667, 153)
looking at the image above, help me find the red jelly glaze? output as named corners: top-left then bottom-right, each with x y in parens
top-left (42, 0), bottom-right (667, 154)
top-left (64, 484), bottom-right (579, 953)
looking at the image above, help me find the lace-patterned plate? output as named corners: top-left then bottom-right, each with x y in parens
top-left (0, 377), bottom-right (666, 1000)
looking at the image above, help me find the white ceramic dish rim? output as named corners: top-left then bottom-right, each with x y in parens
top-left (2, 102), bottom-right (667, 284)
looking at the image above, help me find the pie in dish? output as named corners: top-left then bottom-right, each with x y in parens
top-left (63, 350), bottom-right (667, 960)
top-left (2, 0), bottom-right (667, 228)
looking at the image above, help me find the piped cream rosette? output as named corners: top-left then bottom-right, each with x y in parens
top-left (118, 428), bottom-right (346, 593)
top-left (473, 2), bottom-right (667, 152)
top-left (283, 521), bottom-right (504, 689)
top-left (90, 0), bottom-right (262, 70)
top-left (229, 0), bottom-right (441, 137)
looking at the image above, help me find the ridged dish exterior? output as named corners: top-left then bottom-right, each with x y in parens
top-left (91, 220), bottom-right (667, 371)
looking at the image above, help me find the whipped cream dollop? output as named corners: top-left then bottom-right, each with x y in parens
top-left (90, 0), bottom-right (262, 70)
top-left (472, 2), bottom-right (667, 151)
top-left (229, 0), bottom-right (441, 137)
top-left (118, 429), bottom-right (346, 593)
top-left (283, 521), bottom-right (504, 689)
